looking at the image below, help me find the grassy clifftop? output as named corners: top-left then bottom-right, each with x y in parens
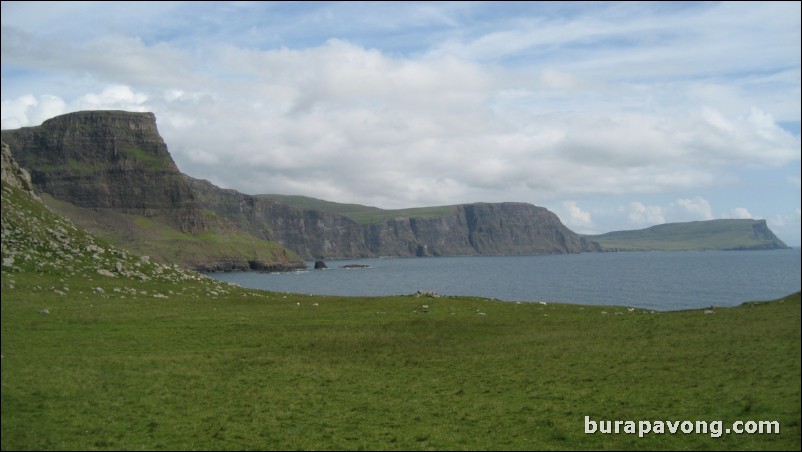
top-left (584, 219), bottom-right (788, 251)
top-left (259, 194), bottom-right (459, 225)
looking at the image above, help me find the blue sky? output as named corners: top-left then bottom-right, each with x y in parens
top-left (2, 1), bottom-right (800, 245)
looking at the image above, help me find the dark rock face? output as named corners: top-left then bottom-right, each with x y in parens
top-left (314, 260), bottom-right (328, 269)
top-left (1, 111), bottom-right (205, 232)
top-left (363, 203), bottom-right (600, 257)
top-left (189, 176), bottom-right (599, 259)
top-left (749, 220), bottom-right (788, 249)
top-left (187, 177), bottom-right (372, 258)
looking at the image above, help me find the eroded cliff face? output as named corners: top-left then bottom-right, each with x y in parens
top-left (189, 176), bottom-right (599, 259)
top-left (747, 220), bottom-right (788, 250)
top-left (363, 203), bottom-right (599, 258)
top-left (187, 177), bottom-right (373, 259)
top-left (1, 111), bottom-right (204, 232)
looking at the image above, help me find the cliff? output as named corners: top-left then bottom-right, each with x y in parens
top-left (1, 111), bottom-right (204, 231)
top-left (190, 178), bottom-right (600, 259)
top-left (361, 202), bottom-right (600, 257)
top-left (187, 177), bottom-right (372, 259)
top-left (1, 111), bottom-right (305, 271)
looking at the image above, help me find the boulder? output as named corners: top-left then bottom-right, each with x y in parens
top-left (314, 260), bottom-right (328, 269)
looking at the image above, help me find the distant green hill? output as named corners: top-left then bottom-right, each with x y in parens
top-left (584, 219), bottom-right (788, 251)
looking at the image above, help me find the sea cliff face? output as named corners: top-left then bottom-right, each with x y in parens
top-left (187, 177), bottom-right (373, 259)
top-left (189, 176), bottom-right (600, 259)
top-left (362, 203), bottom-right (600, 257)
top-left (1, 111), bottom-right (205, 232)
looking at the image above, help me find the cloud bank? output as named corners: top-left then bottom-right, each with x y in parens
top-left (2, 2), bottom-right (800, 243)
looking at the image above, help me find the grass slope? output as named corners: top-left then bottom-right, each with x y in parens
top-left (41, 193), bottom-right (303, 270)
top-left (259, 194), bottom-right (459, 225)
top-left (3, 183), bottom-right (800, 451)
top-left (584, 219), bottom-right (786, 251)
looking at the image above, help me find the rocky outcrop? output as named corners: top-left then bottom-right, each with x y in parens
top-left (1, 141), bottom-right (35, 194)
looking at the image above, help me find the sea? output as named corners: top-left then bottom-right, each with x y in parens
top-left (207, 248), bottom-right (801, 311)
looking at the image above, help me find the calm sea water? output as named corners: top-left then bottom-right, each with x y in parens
top-left (207, 249), bottom-right (801, 311)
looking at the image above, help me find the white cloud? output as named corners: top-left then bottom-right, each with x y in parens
top-left (3, 36), bottom-right (798, 211)
top-left (624, 197), bottom-right (719, 227)
top-left (1, 94), bottom-right (67, 129)
top-left (75, 85), bottom-right (149, 111)
top-left (1, 2), bottom-right (799, 245)
top-left (626, 202), bottom-right (666, 226)
top-left (729, 208), bottom-right (753, 219)
top-left (561, 201), bottom-right (593, 229)
top-left (1, 86), bottom-right (149, 130)
top-left (672, 197), bottom-right (714, 221)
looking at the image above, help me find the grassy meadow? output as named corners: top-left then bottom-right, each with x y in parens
top-left (2, 270), bottom-right (799, 450)
top-left (2, 183), bottom-right (800, 450)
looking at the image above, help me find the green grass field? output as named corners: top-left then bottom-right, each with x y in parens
top-left (2, 270), bottom-right (799, 450)
top-left (2, 183), bottom-right (800, 450)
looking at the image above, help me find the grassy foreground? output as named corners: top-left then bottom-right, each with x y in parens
top-left (2, 184), bottom-right (800, 450)
top-left (2, 274), bottom-right (799, 450)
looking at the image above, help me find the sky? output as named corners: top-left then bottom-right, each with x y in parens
top-left (1, 1), bottom-right (800, 246)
